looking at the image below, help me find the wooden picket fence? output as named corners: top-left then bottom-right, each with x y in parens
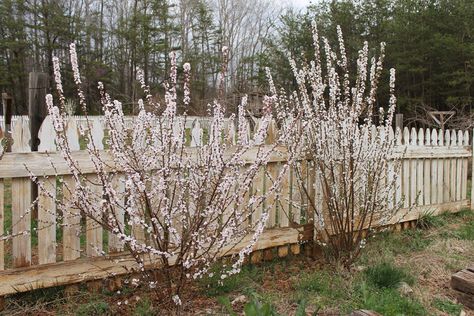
top-left (0, 115), bottom-right (472, 299)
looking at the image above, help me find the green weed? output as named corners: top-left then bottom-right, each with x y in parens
top-left (76, 300), bottom-right (110, 316)
top-left (402, 229), bottom-right (432, 251)
top-left (448, 208), bottom-right (474, 220)
top-left (295, 271), bottom-right (344, 296)
top-left (198, 264), bottom-right (262, 297)
top-left (416, 211), bottom-right (446, 229)
top-left (364, 262), bottom-right (414, 289)
top-left (293, 270), bottom-right (350, 309)
top-left (134, 297), bottom-right (155, 316)
top-left (432, 298), bottom-right (463, 316)
top-left (355, 282), bottom-right (426, 316)
top-left (243, 296), bottom-right (279, 316)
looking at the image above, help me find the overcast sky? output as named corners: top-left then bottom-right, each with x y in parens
top-left (284, 0), bottom-right (314, 9)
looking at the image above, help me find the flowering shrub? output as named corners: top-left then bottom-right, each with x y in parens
top-left (270, 23), bottom-right (401, 265)
top-left (43, 44), bottom-right (296, 310)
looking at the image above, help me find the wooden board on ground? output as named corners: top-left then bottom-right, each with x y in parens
top-left (451, 267), bottom-right (474, 309)
top-left (452, 267), bottom-right (474, 295)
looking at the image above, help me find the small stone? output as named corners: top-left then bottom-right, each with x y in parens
top-left (352, 265), bottom-right (366, 273)
top-left (231, 295), bottom-right (247, 305)
top-left (459, 310), bottom-right (466, 316)
top-left (397, 282), bottom-right (413, 296)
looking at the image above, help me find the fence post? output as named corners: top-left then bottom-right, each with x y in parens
top-left (28, 72), bottom-right (49, 151)
top-left (28, 72), bottom-right (49, 218)
top-left (2, 93), bottom-right (12, 152)
top-left (395, 113), bottom-right (403, 131)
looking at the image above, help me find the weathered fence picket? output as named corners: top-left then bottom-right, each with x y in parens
top-left (62, 175), bottom-right (81, 261)
top-left (10, 117), bottom-right (32, 268)
top-left (38, 178), bottom-right (56, 264)
top-left (437, 130), bottom-right (444, 205)
top-left (416, 129), bottom-right (424, 204)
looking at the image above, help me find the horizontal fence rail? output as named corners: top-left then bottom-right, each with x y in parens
top-left (0, 115), bottom-right (472, 297)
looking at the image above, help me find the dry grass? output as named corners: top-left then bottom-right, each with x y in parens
top-left (1, 209), bottom-right (473, 315)
top-left (395, 222), bottom-right (474, 315)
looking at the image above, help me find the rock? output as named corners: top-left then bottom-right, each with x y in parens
top-left (351, 265), bottom-right (366, 273)
top-left (397, 282), bottom-right (413, 296)
top-left (231, 295), bottom-right (247, 305)
top-left (459, 310), bottom-right (466, 316)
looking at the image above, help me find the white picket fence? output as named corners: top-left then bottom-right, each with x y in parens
top-left (1, 115), bottom-right (472, 213)
top-left (0, 114), bottom-right (472, 297)
top-left (2, 115), bottom-right (473, 213)
top-left (0, 115), bottom-right (238, 149)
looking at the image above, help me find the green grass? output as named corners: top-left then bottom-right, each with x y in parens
top-left (445, 208), bottom-right (474, 221)
top-left (401, 229), bottom-right (433, 252)
top-left (438, 209), bottom-right (474, 240)
top-left (1, 178), bottom-right (472, 316)
top-left (357, 229), bottom-right (429, 264)
top-left (364, 262), bottom-right (414, 289)
top-left (198, 263), bottom-right (264, 297)
top-left (293, 270), bottom-right (350, 308)
top-left (134, 297), bottom-right (155, 316)
top-left (185, 128), bottom-right (192, 146)
top-left (359, 209), bottom-right (474, 265)
top-left (432, 298), bottom-right (463, 316)
top-left (218, 293), bottom-right (285, 316)
top-left (453, 220), bottom-right (474, 240)
top-left (75, 300), bottom-right (110, 316)
top-left (289, 262), bottom-right (424, 315)
top-left (355, 282), bottom-right (426, 316)
top-left (348, 262), bottom-right (423, 315)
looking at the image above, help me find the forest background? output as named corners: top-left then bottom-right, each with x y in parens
top-left (1, 0), bottom-right (472, 127)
